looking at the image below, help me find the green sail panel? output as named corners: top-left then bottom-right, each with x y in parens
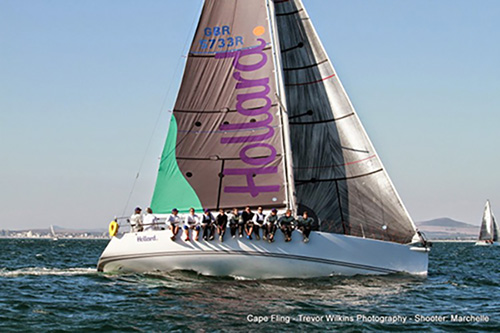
top-left (151, 116), bottom-right (203, 214)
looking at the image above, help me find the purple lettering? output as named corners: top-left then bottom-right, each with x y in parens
top-left (216, 37), bottom-right (280, 197)
top-left (240, 143), bottom-right (277, 166)
top-left (223, 167), bottom-right (280, 197)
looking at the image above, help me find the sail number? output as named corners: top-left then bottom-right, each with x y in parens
top-left (199, 26), bottom-right (243, 49)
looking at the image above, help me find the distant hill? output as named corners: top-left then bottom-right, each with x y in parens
top-left (416, 217), bottom-right (478, 240)
top-left (417, 218), bottom-right (475, 228)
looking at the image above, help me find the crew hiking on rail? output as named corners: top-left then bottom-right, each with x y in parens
top-left (129, 207), bottom-right (317, 243)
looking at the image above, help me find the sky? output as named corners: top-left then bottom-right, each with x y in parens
top-left (1, 0), bottom-right (499, 230)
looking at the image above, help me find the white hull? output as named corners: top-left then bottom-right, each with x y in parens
top-left (474, 241), bottom-right (500, 246)
top-left (98, 229), bottom-right (428, 279)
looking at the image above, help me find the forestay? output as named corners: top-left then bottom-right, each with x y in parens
top-left (274, 0), bottom-right (416, 244)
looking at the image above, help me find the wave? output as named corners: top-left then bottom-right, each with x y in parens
top-left (0, 267), bottom-right (97, 277)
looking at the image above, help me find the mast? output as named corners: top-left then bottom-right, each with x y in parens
top-left (266, 0), bottom-right (296, 213)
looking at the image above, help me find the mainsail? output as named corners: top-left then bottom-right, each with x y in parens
top-left (478, 200), bottom-right (494, 241)
top-left (273, 0), bottom-right (416, 244)
top-left (151, 0), bottom-right (293, 213)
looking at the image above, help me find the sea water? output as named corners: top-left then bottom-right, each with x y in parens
top-left (0, 239), bottom-right (498, 331)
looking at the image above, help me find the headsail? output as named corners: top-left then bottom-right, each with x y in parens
top-left (273, 0), bottom-right (416, 244)
top-left (151, 0), bottom-right (291, 213)
top-left (478, 200), bottom-right (494, 241)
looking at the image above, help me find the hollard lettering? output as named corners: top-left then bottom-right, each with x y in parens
top-left (215, 38), bottom-right (280, 197)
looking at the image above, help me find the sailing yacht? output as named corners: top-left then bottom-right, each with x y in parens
top-left (475, 200), bottom-right (499, 246)
top-left (98, 0), bottom-right (429, 278)
top-left (50, 225), bottom-right (59, 241)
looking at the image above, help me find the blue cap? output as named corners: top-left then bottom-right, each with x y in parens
top-left (271, 208), bottom-right (277, 213)
top-left (204, 209), bottom-right (210, 213)
top-left (172, 208), bottom-right (178, 213)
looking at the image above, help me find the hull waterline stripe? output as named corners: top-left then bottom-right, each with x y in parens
top-left (98, 250), bottom-right (398, 274)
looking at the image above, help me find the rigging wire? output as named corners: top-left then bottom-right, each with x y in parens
top-left (121, 1), bottom-right (205, 216)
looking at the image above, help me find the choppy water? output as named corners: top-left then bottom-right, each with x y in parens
top-left (0, 239), bottom-right (498, 331)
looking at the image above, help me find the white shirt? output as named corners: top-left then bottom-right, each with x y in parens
top-left (252, 212), bottom-right (266, 225)
top-left (143, 213), bottom-right (158, 231)
top-left (130, 213), bottom-right (143, 231)
top-left (168, 214), bottom-right (182, 226)
top-left (185, 214), bottom-right (200, 226)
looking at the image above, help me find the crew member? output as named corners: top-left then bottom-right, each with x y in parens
top-left (251, 206), bottom-right (265, 240)
top-left (229, 208), bottom-right (240, 239)
top-left (264, 208), bottom-right (279, 242)
top-left (297, 211), bottom-right (314, 243)
top-left (278, 209), bottom-right (295, 242)
top-left (184, 207), bottom-right (201, 241)
top-left (143, 207), bottom-right (159, 231)
top-left (201, 209), bottom-right (215, 241)
top-left (167, 208), bottom-right (182, 241)
top-left (242, 206), bottom-right (254, 240)
top-left (215, 208), bottom-right (228, 242)
top-left (130, 207), bottom-right (143, 232)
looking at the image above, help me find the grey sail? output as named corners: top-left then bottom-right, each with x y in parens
top-left (273, 0), bottom-right (417, 244)
top-left (478, 200), bottom-right (494, 241)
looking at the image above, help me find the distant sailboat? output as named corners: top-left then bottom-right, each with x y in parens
top-left (50, 225), bottom-right (59, 241)
top-left (475, 200), bottom-right (499, 246)
top-left (98, 0), bottom-right (429, 278)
